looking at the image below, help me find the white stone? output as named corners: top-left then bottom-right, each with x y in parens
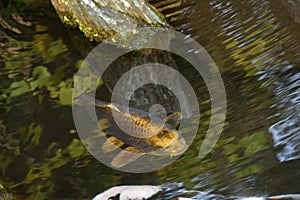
top-left (92, 185), bottom-right (162, 200)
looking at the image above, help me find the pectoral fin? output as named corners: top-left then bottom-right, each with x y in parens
top-left (165, 112), bottom-right (182, 129)
top-left (111, 146), bottom-right (144, 168)
top-left (95, 100), bottom-right (122, 114)
top-left (106, 104), bottom-right (121, 112)
top-left (102, 136), bottom-right (125, 152)
top-left (94, 99), bottom-right (110, 107)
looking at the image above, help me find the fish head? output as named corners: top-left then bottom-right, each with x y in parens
top-left (148, 126), bottom-right (188, 157)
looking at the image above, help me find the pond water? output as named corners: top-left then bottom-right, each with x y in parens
top-left (0, 0), bottom-right (299, 199)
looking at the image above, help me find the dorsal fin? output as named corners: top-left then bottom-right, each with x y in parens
top-left (94, 99), bottom-right (109, 107)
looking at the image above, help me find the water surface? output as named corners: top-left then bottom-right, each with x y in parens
top-left (0, 0), bottom-right (299, 199)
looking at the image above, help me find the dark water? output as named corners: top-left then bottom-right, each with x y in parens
top-left (0, 0), bottom-right (300, 199)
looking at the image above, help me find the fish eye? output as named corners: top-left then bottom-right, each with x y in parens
top-left (157, 132), bottom-right (164, 138)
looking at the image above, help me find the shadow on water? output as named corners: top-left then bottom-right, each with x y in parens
top-left (0, 0), bottom-right (299, 199)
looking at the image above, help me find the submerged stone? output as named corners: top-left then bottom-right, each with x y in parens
top-left (51, 0), bottom-right (168, 43)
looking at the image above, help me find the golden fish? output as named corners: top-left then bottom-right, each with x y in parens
top-left (94, 100), bottom-right (187, 168)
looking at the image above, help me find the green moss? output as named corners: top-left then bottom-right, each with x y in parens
top-left (55, 1), bottom-right (168, 42)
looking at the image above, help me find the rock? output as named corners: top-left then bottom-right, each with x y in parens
top-left (0, 185), bottom-right (15, 200)
top-left (51, 0), bottom-right (168, 42)
top-left (92, 185), bottom-right (162, 200)
top-left (92, 185), bottom-right (300, 200)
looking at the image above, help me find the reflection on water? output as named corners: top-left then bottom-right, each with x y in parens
top-left (269, 68), bottom-right (300, 162)
top-left (0, 0), bottom-right (300, 199)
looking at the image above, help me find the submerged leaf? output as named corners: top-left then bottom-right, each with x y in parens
top-left (24, 123), bottom-right (42, 151)
top-left (9, 80), bottom-right (31, 97)
top-left (59, 86), bottom-right (73, 106)
top-left (30, 66), bottom-right (51, 90)
top-left (65, 139), bottom-right (86, 158)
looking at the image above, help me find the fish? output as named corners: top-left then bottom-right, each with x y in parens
top-left (93, 99), bottom-right (187, 168)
